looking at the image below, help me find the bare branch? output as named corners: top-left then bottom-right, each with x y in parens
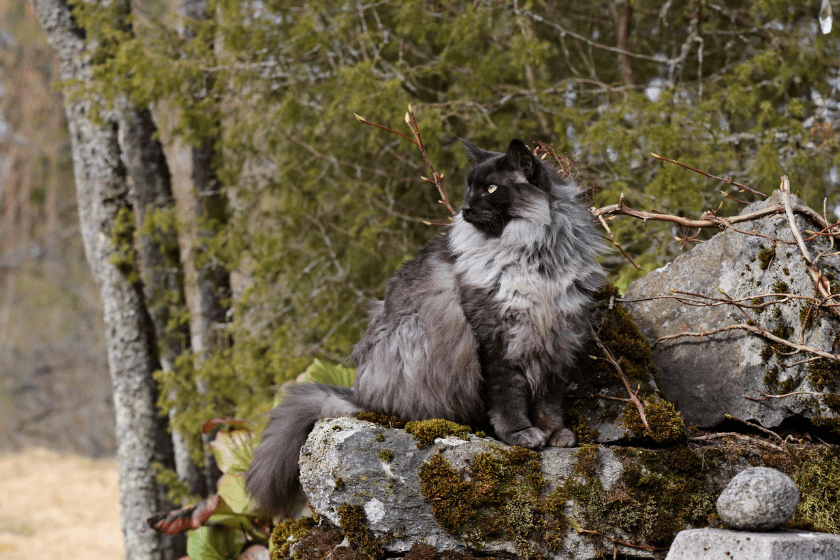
top-left (723, 413), bottom-right (784, 443)
top-left (355, 105), bottom-right (456, 218)
top-left (653, 323), bottom-right (840, 362)
top-left (780, 176), bottom-right (812, 264)
top-left (591, 329), bottom-right (653, 437)
top-left (650, 152), bottom-right (767, 198)
top-left (687, 432), bottom-right (787, 453)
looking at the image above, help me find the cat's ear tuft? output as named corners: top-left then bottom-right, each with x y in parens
top-left (505, 138), bottom-right (535, 179)
top-left (461, 139), bottom-right (493, 164)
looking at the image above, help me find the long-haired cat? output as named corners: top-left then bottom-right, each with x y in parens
top-left (246, 138), bottom-right (604, 516)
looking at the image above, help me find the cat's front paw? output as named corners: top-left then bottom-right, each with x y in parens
top-left (547, 428), bottom-right (577, 448)
top-left (502, 427), bottom-right (547, 449)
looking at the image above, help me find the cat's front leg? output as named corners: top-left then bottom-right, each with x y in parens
top-left (534, 380), bottom-right (577, 448)
top-left (484, 363), bottom-right (546, 449)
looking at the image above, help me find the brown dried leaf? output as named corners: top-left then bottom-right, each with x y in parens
top-left (147, 494), bottom-right (221, 534)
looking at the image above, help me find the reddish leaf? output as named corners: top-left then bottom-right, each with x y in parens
top-left (147, 494), bottom-right (221, 534)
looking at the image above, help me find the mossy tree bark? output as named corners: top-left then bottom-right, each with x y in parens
top-left (181, 0), bottom-right (231, 496)
top-left (30, 0), bottom-right (178, 558)
top-left (118, 100), bottom-right (207, 501)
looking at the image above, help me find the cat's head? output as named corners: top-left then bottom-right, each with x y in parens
top-left (459, 138), bottom-right (550, 237)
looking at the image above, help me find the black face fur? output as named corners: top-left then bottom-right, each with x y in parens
top-left (460, 138), bottom-right (547, 237)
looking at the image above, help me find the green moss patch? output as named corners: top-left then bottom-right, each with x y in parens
top-left (337, 504), bottom-right (384, 560)
top-left (419, 446), bottom-right (567, 558)
top-left (758, 245), bottom-right (776, 270)
top-left (404, 419), bottom-right (472, 448)
top-left (620, 396), bottom-right (686, 443)
top-left (270, 516), bottom-right (319, 560)
top-left (805, 356), bottom-right (840, 436)
top-left (566, 446), bottom-right (718, 550)
top-left (793, 446), bottom-right (840, 533)
top-left (355, 411), bottom-right (406, 428)
top-left (564, 283), bottom-right (662, 441)
top-left (377, 449), bottom-right (394, 463)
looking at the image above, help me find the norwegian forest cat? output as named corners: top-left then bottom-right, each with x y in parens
top-left (246, 138), bottom-right (605, 516)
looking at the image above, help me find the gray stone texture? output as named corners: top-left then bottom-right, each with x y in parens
top-left (624, 191), bottom-right (840, 429)
top-left (665, 528), bottom-right (840, 560)
top-left (298, 418), bottom-right (647, 560)
top-left (717, 467), bottom-right (800, 530)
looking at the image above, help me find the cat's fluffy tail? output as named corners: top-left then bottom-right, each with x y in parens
top-left (246, 383), bottom-right (360, 517)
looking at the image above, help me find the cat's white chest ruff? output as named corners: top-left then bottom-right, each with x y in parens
top-left (496, 262), bottom-right (570, 361)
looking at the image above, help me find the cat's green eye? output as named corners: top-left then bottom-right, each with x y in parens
top-left (486, 184), bottom-right (497, 194)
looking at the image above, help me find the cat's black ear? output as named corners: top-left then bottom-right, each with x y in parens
top-left (461, 139), bottom-right (494, 164)
top-left (505, 138), bottom-right (535, 179)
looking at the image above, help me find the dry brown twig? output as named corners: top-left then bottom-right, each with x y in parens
top-left (653, 323), bottom-right (840, 362)
top-left (686, 432), bottom-right (787, 453)
top-left (650, 152), bottom-right (767, 199)
top-left (355, 105), bottom-right (456, 219)
top-left (591, 329), bottom-right (653, 437)
top-left (724, 413), bottom-right (785, 443)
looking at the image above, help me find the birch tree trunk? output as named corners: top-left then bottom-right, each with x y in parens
top-left (30, 1), bottom-right (176, 558)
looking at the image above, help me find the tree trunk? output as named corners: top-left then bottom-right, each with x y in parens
top-left (181, 0), bottom-right (231, 496)
top-left (119, 103), bottom-right (208, 500)
top-left (30, 1), bottom-right (176, 558)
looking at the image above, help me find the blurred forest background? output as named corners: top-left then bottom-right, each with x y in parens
top-left (3, 0), bottom-right (840, 535)
top-left (0, 2), bottom-right (112, 456)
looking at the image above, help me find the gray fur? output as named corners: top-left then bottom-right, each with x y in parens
top-left (246, 138), bottom-right (605, 516)
top-left (245, 383), bottom-right (358, 517)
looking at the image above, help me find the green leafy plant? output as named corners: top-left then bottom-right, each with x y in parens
top-left (149, 359), bottom-right (355, 558)
top-left (148, 419), bottom-right (269, 558)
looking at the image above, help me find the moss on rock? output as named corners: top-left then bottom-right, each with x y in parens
top-left (418, 445), bottom-right (567, 558)
top-left (792, 446), bottom-right (840, 533)
top-left (564, 283), bottom-right (664, 442)
top-left (404, 419), bottom-right (472, 449)
top-left (566, 445), bottom-right (718, 550)
top-left (337, 503), bottom-right (384, 560)
top-left (758, 245), bottom-right (776, 270)
top-left (355, 411), bottom-right (406, 428)
top-left (620, 395), bottom-right (686, 443)
top-left (270, 516), bottom-right (319, 560)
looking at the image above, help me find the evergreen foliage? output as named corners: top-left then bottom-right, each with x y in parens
top-left (67, 0), bottom-right (840, 466)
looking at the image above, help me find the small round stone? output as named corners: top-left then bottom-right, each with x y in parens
top-left (716, 467), bottom-right (799, 531)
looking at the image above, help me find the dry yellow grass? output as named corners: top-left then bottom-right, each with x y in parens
top-left (0, 448), bottom-right (123, 560)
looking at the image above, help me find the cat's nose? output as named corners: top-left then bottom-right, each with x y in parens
top-left (461, 204), bottom-right (472, 217)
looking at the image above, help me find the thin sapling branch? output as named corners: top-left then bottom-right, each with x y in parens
top-left (354, 105), bottom-right (456, 218)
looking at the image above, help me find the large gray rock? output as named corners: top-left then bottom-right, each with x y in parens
top-left (665, 528), bottom-right (840, 560)
top-left (291, 418), bottom-right (840, 560)
top-left (716, 467), bottom-right (799, 531)
top-left (298, 417), bottom-right (648, 559)
top-left (624, 191), bottom-right (840, 429)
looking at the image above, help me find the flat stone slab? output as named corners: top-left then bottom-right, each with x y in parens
top-left (666, 528), bottom-right (840, 560)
